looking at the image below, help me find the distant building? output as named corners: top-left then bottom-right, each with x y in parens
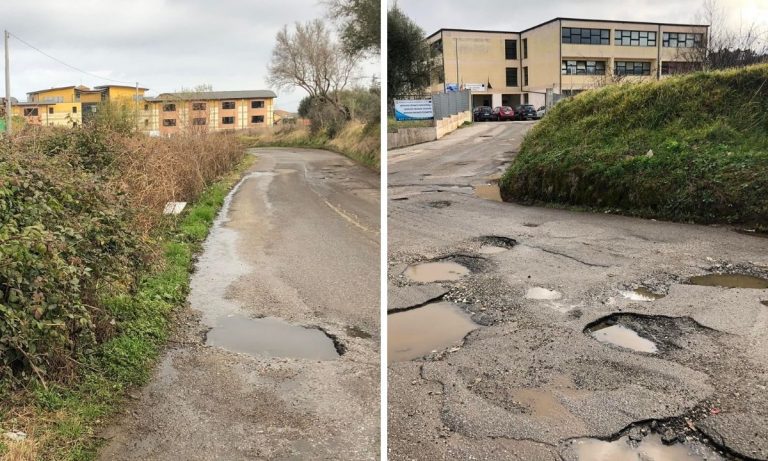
top-left (9, 86), bottom-right (276, 134)
top-left (427, 18), bottom-right (709, 108)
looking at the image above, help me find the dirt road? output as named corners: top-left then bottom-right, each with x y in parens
top-left (387, 122), bottom-right (768, 460)
top-left (99, 148), bottom-right (380, 460)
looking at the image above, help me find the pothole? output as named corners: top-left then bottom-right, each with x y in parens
top-left (403, 261), bottom-right (470, 283)
top-left (522, 223), bottom-right (540, 227)
top-left (565, 433), bottom-right (725, 461)
top-left (474, 181), bottom-right (502, 202)
top-left (427, 200), bottom-right (452, 209)
top-left (620, 287), bottom-right (666, 301)
top-left (206, 315), bottom-right (340, 360)
top-left (525, 287), bottom-right (563, 300)
top-left (686, 273), bottom-right (768, 289)
top-left (586, 320), bottom-right (658, 353)
top-left (392, 197), bottom-right (409, 201)
top-left (345, 325), bottom-right (372, 339)
top-left (762, 300), bottom-right (768, 307)
top-left (476, 235), bottom-right (517, 254)
top-left (387, 301), bottom-right (478, 363)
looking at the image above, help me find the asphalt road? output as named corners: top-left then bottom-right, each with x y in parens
top-left (388, 121), bottom-right (768, 460)
top-left (98, 148), bottom-right (380, 461)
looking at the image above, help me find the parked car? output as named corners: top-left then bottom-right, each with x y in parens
top-left (473, 106), bottom-right (496, 122)
top-left (514, 104), bottom-right (538, 120)
top-left (536, 106), bottom-right (546, 119)
top-left (493, 106), bottom-right (515, 121)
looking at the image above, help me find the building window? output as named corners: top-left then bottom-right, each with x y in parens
top-left (23, 108), bottom-right (38, 116)
top-left (615, 61), bottom-right (652, 76)
top-left (222, 101), bottom-right (236, 109)
top-left (222, 116), bottom-right (235, 124)
top-left (661, 61), bottom-right (702, 75)
top-left (561, 60), bottom-right (606, 75)
top-left (72, 106), bottom-right (77, 113)
top-left (522, 38), bottom-right (528, 59)
top-left (144, 104), bottom-right (149, 110)
top-left (163, 103), bottom-right (176, 112)
top-left (615, 30), bottom-right (657, 46)
top-left (505, 67), bottom-right (518, 87)
top-left (561, 27), bottom-right (610, 45)
top-left (163, 119), bottom-right (177, 127)
top-left (431, 39), bottom-right (443, 55)
top-left (144, 119), bottom-right (149, 126)
top-left (251, 100), bottom-right (264, 109)
top-left (251, 115), bottom-right (264, 123)
top-left (663, 32), bottom-right (703, 48)
top-left (192, 102), bottom-right (206, 111)
top-left (523, 66), bottom-right (529, 86)
top-left (504, 40), bottom-right (517, 60)
top-left (192, 118), bottom-right (207, 125)
top-left (48, 107), bottom-right (54, 114)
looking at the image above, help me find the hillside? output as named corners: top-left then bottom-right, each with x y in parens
top-left (500, 64), bottom-right (768, 228)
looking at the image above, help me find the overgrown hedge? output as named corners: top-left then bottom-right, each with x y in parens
top-left (500, 64), bottom-right (768, 227)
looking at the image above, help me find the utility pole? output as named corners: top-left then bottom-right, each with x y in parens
top-left (135, 81), bottom-right (139, 128)
top-left (4, 30), bottom-right (11, 135)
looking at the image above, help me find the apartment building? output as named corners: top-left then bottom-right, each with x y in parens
top-left (10, 86), bottom-right (276, 134)
top-left (427, 18), bottom-right (708, 108)
top-left (144, 90), bottom-right (276, 136)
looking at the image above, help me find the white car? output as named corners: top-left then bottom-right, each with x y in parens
top-left (536, 106), bottom-right (546, 119)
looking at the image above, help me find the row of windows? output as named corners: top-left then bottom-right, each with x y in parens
top-left (615, 61), bottom-right (652, 75)
top-left (162, 116), bottom-right (265, 127)
top-left (162, 100), bottom-right (265, 112)
top-left (615, 30), bottom-right (657, 47)
top-left (561, 60), bottom-right (607, 75)
top-left (562, 28), bottom-right (702, 47)
top-left (24, 106), bottom-right (79, 116)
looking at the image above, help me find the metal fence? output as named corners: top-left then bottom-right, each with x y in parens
top-left (432, 90), bottom-right (470, 121)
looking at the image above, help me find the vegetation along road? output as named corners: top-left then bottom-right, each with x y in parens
top-left (99, 148), bottom-right (380, 460)
top-left (387, 120), bottom-right (768, 460)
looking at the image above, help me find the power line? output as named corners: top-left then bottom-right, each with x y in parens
top-left (7, 31), bottom-right (140, 86)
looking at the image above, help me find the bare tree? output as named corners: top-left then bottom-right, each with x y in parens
top-left (267, 20), bottom-right (360, 114)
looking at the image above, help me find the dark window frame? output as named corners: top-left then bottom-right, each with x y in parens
top-left (192, 117), bottom-right (207, 125)
top-left (523, 66), bottom-right (529, 86)
top-left (192, 102), bottom-right (207, 111)
top-left (615, 30), bottom-right (657, 46)
top-left (662, 32), bottom-right (703, 48)
top-left (561, 60), bottom-right (606, 75)
top-left (251, 100), bottom-right (265, 109)
top-left (561, 27), bottom-right (610, 45)
top-left (163, 103), bottom-right (176, 112)
top-left (48, 107), bottom-right (54, 114)
top-left (72, 106), bottom-right (77, 113)
top-left (222, 101), bottom-right (236, 110)
top-left (504, 39), bottom-right (517, 60)
top-left (162, 119), bottom-right (177, 127)
top-left (23, 108), bottom-right (39, 116)
top-left (222, 116), bottom-right (235, 124)
top-left (522, 38), bottom-right (528, 59)
top-left (505, 67), bottom-right (518, 87)
top-left (251, 115), bottom-right (265, 123)
top-left (614, 61), bottom-right (652, 76)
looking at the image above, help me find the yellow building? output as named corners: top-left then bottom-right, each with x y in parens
top-left (428, 18), bottom-right (709, 108)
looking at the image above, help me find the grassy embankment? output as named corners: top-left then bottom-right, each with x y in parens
top-left (241, 120), bottom-right (380, 170)
top-left (500, 64), bottom-right (768, 229)
top-left (0, 125), bottom-right (251, 460)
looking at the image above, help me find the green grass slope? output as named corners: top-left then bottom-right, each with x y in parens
top-left (500, 64), bottom-right (768, 228)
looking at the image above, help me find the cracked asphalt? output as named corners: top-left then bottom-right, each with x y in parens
top-left (387, 122), bottom-right (768, 460)
top-left (98, 148), bottom-right (380, 461)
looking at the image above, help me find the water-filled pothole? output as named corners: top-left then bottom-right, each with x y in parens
top-left (620, 287), bottom-right (666, 301)
top-left (567, 433), bottom-right (724, 461)
top-left (474, 183), bottom-right (502, 202)
top-left (525, 287), bottom-right (563, 300)
top-left (587, 321), bottom-right (658, 353)
top-left (206, 315), bottom-right (340, 360)
top-left (388, 302), bottom-right (478, 362)
top-left (403, 261), bottom-right (470, 283)
top-left (687, 273), bottom-right (768, 289)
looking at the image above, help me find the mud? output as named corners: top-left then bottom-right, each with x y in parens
top-left (687, 274), bottom-right (768, 289)
top-left (474, 183), bottom-right (502, 202)
top-left (388, 301), bottom-right (478, 362)
top-left (565, 434), bottom-right (724, 461)
top-left (621, 287), bottom-right (666, 301)
top-left (403, 261), bottom-right (470, 283)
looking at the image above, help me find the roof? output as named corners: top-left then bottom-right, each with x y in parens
top-left (94, 85), bottom-right (149, 91)
top-left (427, 17), bottom-right (709, 40)
top-left (147, 90), bottom-right (277, 101)
top-left (27, 85), bottom-right (76, 94)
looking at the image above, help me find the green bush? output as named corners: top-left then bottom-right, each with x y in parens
top-left (500, 64), bottom-right (768, 227)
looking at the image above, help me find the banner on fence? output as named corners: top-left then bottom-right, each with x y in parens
top-left (393, 99), bottom-right (434, 121)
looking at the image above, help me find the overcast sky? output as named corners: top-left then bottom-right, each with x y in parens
top-left (391, 0), bottom-right (767, 39)
top-left (2, 0), bottom-right (379, 111)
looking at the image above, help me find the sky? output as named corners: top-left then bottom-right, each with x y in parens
top-left (391, 0), bottom-right (768, 41)
top-left (2, 0), bottom-right (379, 111)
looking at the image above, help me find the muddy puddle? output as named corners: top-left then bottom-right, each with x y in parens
top-left (525, 287), bottom-right (563, 300)
top-left (587, 321), bottom-right (658, 353)
top-left (403, 261), bottom-right (470, 283)
top-left (206, 315), bottom-right (340, 360)
top-left (568, 434), bottom-right (724, 461)
top-left (474, 183), bottom-right (502, 202)
top-left (687, 273), bottom-right (768, 289)
top-left (388, 302), bottom-right (478, 362)
top-left (620, 287), bottom-right (666, 302)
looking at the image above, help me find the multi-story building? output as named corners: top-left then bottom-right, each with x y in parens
top-left (144, 90), bottom-right (276, 136)
top-left (10, 86), bottom-right (276, 134)
top-left (427, 18), bottom-right (708, 108)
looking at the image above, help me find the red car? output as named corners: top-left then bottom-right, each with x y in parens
top-left (493, 106), bottom-right (515, 121)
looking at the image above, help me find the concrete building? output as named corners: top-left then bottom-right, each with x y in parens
top-left (427, 18), bottom-right (708, 108)
top-left (10, 86), bottom-right (276, 135)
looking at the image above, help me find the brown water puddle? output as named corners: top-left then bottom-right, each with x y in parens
top-left (588, 322), bottom-right (658, 353)
top-left (570, 434), bottom-right (724, 460)
top-left (403, 261), bottom-right (470, 283)
top-left (206, 315), bottom-right (339, 360)
top-left (687, 274), bottom-right (768, 289)
top-left (474, 183), bottom-right (502, 202)
top-left (620, 287), bottom-right (666, 302)
top-left (388, 302), bottom-right (478, 362)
